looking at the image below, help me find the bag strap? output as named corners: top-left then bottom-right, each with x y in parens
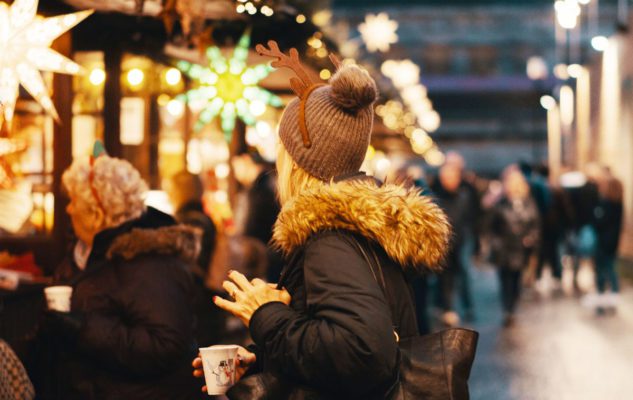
top-left (349, 236), bottom-right (400, 342)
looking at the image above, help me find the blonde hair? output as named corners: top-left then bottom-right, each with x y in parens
top-left (276, 145), bottom-right (324, 206)
top-left (62, 156), bottom-right (148, 228)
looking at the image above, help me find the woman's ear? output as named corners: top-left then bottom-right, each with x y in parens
top-left (92, 206), bottom-right (106, 231)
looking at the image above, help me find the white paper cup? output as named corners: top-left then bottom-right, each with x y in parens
top-left (199, 345), bottom-right (239, 395)
top-left (44, 286), bottom-right (73, 312)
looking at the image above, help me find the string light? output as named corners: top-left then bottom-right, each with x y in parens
top-left (127, 68), bottom-right (145, 87)
top-left (591, 36), bottom-right (609, 51)
top-left (555, 0), bottom-right (581, 30)
top-left (296, 14), bottom-right (306, 24)
top-left (165, 68), bottom-right (182, 86)
top-left (540, 95), bottom-right (557, 110)
top-left (567, 63), bottom-right (583, 79)
top-left (89, 68), bottom-right (106, 86)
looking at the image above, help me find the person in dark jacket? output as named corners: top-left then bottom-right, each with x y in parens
top-left (195, 52), bottom-right (451, 398)
top-left (168, 170), bottom-right (226, 346)
top-left (37, 150), bottom-right (201, 399)
top-left (232, 153), bottom-right (283, 282)
top-left (431, 161), bottom-right (474, 326)
top-left (489, 166), bottom-right (540, 327)
top-left (594, 168), bottom-right (624, 312)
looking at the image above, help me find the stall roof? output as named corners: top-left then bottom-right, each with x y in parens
top-left (63, 0), bottom-right (240, 20)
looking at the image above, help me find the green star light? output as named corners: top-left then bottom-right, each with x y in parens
top-left (177, 31), bottom-right (283, 141)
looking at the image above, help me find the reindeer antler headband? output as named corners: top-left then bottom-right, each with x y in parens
top-left (256, 40), bottom-right (341, 149)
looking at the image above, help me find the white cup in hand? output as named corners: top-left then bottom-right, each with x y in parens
top-left (44, 286), bottom-right (73, 312)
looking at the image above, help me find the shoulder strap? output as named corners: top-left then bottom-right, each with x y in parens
top-left (349, 236), bottom-right (400, 342)
top-left (349, 236), bottom-right (386, 294)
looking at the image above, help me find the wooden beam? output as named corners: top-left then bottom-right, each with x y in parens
top-left (103, 47), bottom-right (123, 157)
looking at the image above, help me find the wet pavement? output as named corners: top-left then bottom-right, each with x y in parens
top-left (466, 263), bottom-right (633, 400)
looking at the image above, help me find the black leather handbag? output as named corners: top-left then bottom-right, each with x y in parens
top-left (351, 237), bottom-right (479, 400)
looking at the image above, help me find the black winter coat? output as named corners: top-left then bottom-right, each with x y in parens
top-left (489, 197), bottom-right (540, 270)
top-left (594, 198), bottom-right (623, 255)
top-left (47, 208), bottom-right (202, 400)
top-left (239, 176), bottom-right (451, 399)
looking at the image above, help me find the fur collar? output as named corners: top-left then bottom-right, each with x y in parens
top-left (106, 225), bottom-right (201, 264)
top-left (272, 179), bottom-right (451, 271)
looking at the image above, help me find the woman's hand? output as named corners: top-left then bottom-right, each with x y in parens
top-left (213, 270), bottom-right (291, 327)
top-left (192, 346), bottom-right (257, 392)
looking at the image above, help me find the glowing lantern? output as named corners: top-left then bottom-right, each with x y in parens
top-left (0, 0), bottom-right (93, 123)
top-left (177, 31), bottom-right (283, 141)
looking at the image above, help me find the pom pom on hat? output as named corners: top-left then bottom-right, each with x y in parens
top-left (329, 65), bottom-right (378, 112)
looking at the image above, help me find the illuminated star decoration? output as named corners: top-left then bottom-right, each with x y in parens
top-left (0, 0), bottom-right (93, 124)
top-left (358, 12), bottom-right (398, 53)
top-left (177, 31), bottom-right (283, 141)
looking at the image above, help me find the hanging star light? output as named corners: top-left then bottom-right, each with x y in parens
top-left (0, 0), bottom-right (93, 124)
top-left (358, 13), bottom-right (398, 53)
top-left (177, 31), bottom-right (283, 141)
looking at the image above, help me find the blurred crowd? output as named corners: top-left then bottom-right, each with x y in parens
top-left (413, 152), bottom-right (624, 330)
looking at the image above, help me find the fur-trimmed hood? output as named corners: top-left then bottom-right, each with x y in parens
top-left (272, 179), bottom-right (451, 271)
top-left (106, 225), bottom-right (201, 264)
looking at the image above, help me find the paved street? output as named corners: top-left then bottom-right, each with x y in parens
top-left (467, 264), bottom-right (633, 400)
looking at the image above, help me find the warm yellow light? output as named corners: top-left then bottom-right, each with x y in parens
top-left (554, 63), bottom-right (570, 80)
top-left (166, 99), bottom-right (185, 118)
top-left (127, 68), bottom-right (144, 87)
top-left (308, 37), bottom-right (323, 49)
top-left (591, 36), bottom-right (609, 52)
top-left (567, 64), bottom-right (583, 79)
top-left (421, 111), bottom-right (441, 133)
top-left (165, 68), bottom-right (182, 86)
top-left (157, 94), bottom-right (171, 106)
top-left (425, 149), bottom-right (445, 167)
top-left (359, 13), bottom-right (399, 53)
top-left (316, 48), bottom-right (328, 58)
top-left (214, 190), bottom-right (228, 203)
top-left (411, 129), bottom-right (428, 144)
top-left (526, 56), bottom-right (548, 80)
top-left (312, 10), bottom-right (332, 27)
top-left (560, 85), bottom-right (574, 126)
top-left (320, 69), bottom-right (332, 80)
top-left (89, 68), bottom-right (105, 86)
top-left (261, 6), bottom-right (274, 17)
top-left (249, 100), bottom-right (266, 117)
top-left (540, 95), bottom-right (557, 110)
top-left (215, 163), bottom-right (230, 179)
top-left (555, 0), bottom-right (581, 30)
top-left (296, 14), bottom-right (307, 24)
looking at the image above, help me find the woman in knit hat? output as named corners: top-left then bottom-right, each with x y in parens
top-left (195, 43), bottom-right (451, 399)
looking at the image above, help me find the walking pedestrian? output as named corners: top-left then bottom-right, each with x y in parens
top-left (431, 160), bottom-right (474, 326)
top-left (489, 166), bottom-right (540, 327)
top-left (594, 167), bottom-right (624, 313)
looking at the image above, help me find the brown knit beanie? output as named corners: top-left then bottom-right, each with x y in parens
top-left (277, 65), bottom-right (378, 181)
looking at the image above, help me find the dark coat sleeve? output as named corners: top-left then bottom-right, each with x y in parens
top-left (249, 233), bottom-right (398, 397)
top-left (77, 256), bottom-right (195, 377)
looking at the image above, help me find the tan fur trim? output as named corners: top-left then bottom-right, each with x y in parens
top-left (272, 180), bottom-right (451, 271)
top-left (107, 225), bottom-right (201, 264)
